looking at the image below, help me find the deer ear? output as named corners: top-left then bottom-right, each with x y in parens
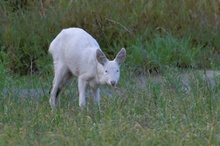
top-left (96, 49), bottom-right (108, 66)
top-left (115, 48), bottom-right (126, 65)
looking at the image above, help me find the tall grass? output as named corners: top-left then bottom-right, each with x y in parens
top-left (130, 33), bottom-right (203, 74)
top-left (0, 0), bottom-right (220, 74)
top-left (0, 49), bottom-right (10, 95)
top-left (0, 1), bottom-right (220, 145)
top-left (0, 69), bottom-right (220, 145)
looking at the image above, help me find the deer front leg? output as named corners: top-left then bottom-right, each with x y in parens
top-left (78, 78), bottom-right (88, 108)
top-left (92, 87), bottom-right (100, 108)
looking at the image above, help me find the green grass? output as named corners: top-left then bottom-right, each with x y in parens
top-left (1, 68), bottom-right (220, 145)
top-left (0, 0), bottom-right (220, 145)
top-left (1, 0), bottom-right (220, 74)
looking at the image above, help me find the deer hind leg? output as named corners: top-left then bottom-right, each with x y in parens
top-left (50, 62), bottom-right (72, 110)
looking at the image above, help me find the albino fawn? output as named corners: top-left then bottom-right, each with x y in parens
top-left (49, 28), bottom-right (126, 110)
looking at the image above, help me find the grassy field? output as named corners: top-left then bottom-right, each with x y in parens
top-left (1, 67), bottom-right (220, 145)
top-left (1, 0), bottom-right (220, 74)
top-left (1, 0), bottom-right (220, 145)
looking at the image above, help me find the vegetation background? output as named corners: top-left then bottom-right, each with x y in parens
top-left (0, 0), bottom-right (220, 75)
top-left (0, 0), bottom-right (220, 145)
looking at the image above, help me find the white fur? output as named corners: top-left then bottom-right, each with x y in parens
top-left (49, 27), bottom-right (126, 110)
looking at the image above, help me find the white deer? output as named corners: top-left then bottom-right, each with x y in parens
top-left (49, 28), bottom-right (126, 110)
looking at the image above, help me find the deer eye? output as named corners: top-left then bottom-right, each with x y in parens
top-left (116, 70), bottom-right (119, 72)
top-left (105, 70), bottom-right (108, 73)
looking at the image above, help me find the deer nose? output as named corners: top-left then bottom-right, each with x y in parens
top-left (110, 81), bottom-right (116, 86)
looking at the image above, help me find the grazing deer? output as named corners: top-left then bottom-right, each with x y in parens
top-left (49, 28), bottom-right (126, 110)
